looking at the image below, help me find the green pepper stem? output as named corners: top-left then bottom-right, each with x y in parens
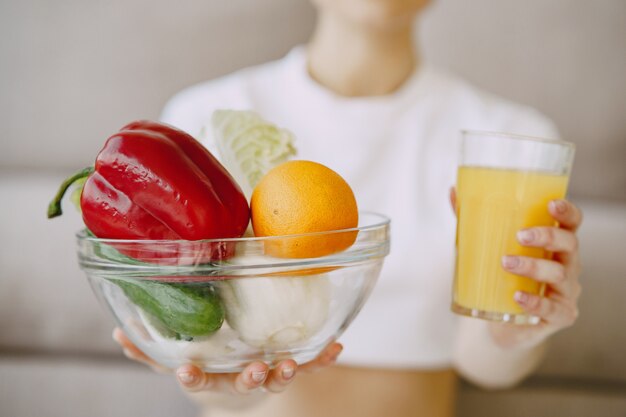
top-left (47, 167), bottom-right (94, 218)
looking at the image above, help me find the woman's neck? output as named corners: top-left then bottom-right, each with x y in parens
top-left (307, 12), bottom-right (418, 97)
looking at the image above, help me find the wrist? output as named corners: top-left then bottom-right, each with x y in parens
top-left (488, 321), bottom-right (552, 350)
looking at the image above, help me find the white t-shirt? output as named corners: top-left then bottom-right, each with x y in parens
top-left (161, 47), bottom-right (559, 370)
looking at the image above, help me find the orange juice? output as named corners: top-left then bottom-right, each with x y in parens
top-left (453, 166), bottom-right (569, 318)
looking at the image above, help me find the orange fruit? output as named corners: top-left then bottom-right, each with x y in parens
top-left (251, 160), bottom-right (358, 258)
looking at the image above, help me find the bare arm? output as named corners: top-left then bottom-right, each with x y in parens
top-left (453, 318), bottom-right (547, 389)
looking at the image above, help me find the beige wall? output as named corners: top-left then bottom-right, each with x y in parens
top-left (1, 0), bottom-right (625, 201)
top-left (421, 0), bottom-right (626, 201)
top-left (0, 0), bottom-right (316, 169)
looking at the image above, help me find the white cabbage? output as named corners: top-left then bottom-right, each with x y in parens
top-left (202, 110), bottom-right (297, 199)
top-left (205, 110), bottom-right (330, 349)
top-left (216, 274), bottom-right (330, 349)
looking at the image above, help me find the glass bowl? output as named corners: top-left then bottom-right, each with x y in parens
top-left (77, 212), bottom-right (390, 372)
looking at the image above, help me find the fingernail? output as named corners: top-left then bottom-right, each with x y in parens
top-left (178, 371), bottom-right (198, 386)
top-left (334, 345), bottom-right (343, 357)
top-left (282, 367), bottom-right (295, 380)
top-left (514, 291), bottom-right (529, 304)
top-left (550, 200), bottom-right (567, 214)
top-left (502, 256), bottom-right (520, 269)
top-left (517, 229), bottom-right (535, 244)
top-left (332, 344), bottom-right (344, 359)
top-left (251, 371), bottom-right (267, 383)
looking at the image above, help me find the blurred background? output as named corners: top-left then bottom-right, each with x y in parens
top-left (0, 0), bottom-right (624, 416)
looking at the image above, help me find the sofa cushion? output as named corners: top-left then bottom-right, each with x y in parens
top-left (0, 356), bottom-right (196, 417)
top-left (0, 171), bottom-right (118, 354)
top-left (1, 356), bottom-right (625, 417)
top-left (1, 172), bottom-right (625, 383)
top-left (457, 380), bottom-right (626, 417)
top-left (535, 199), bottom-right (626, 381)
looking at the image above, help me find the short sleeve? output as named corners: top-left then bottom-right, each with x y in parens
top-left (159, 82), bottom-right (231, 157)
top-left (160, 87), bottom-right (209, 139)
top-left (500, 106), bottom-right (561, 141)
top-left (158, 70), bottom-right (257, 158)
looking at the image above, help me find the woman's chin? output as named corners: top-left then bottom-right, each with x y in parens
top-left (326, 0), bottom-right (429, 31)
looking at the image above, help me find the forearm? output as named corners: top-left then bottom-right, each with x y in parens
top-left (452, 317), bottom-right (547, 390)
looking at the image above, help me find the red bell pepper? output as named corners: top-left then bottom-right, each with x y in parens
top-left (48, 120), bottom-right (250, 248)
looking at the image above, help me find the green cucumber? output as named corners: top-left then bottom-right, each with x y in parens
top-left (89, 232), bottom-right (224, 339)
top-left (111, 278), bottom-right (225, 338)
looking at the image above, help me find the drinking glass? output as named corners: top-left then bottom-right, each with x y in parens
top-left (452, 131), bottom-right (575, 324)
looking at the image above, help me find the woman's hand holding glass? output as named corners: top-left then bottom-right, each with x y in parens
top-left (451, 189), bottom-right (583, 346)
top-left (491, 199), bottom-right (583, 346)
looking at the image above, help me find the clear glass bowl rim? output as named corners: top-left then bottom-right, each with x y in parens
top-left (75, 211), bottom-right (390, 244)
top-left (462, 129), bottom-right (576, 149)
top-left (76, 212), bottom-right (390, 276)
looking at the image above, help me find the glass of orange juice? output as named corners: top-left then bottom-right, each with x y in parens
top-left (452, 131), bottom-right (575, 324)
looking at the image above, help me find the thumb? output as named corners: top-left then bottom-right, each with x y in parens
top-left (449, 187), bottom-right (457, 216)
